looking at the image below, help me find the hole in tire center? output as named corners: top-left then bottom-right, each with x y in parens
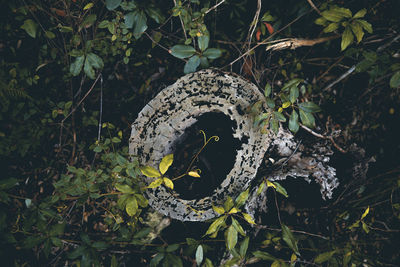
top-left (165, 112), bottom-right (242, 200)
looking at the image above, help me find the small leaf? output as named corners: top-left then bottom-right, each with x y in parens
top-left (205, 216), bottom-right (225, 236)
top-left (357, 19), bottom-right (372, 33)
top-left (270, 119), bottom-right (279, 133)
top-left (188, 171), bottom-right (201, 177)
top-left (314, 250), bottom-right (336, 264)
top-left (350, 21), bottom-right (364, 43)
top-left (289, 87), bottom-right (299, 103)
top-left (133, 11), bottom-right (147, 39)
top-left (282, 79), bottom-right (303, 91)
top-left (203, 48), bottom-right (222, 59)
top-left (361, 206), bottom-right (370, 220)
top-left (21, 19), bottom-right (37, 38)
top-left (252, 250), bottom-right (276, 261)
top-left (282, 102), bottom-right (291, 109)
top-left (212, 205), bottom-right (225, 215)
top-left (289, 110), bottom-right (299, 133)
top-left (226, 225), bottom-right (238, 250)
top-left (299, 109), bottom-right (315, 128)
top-left (231, 217), bottom-right (245, 236)
top-left (282, 224), bottom-right (299, 255)
top-left (228, 207), bottom-right (239, 214)
top-left (353, 8), bottom-right (367, 19)
top-left (264, 83), bottom-right (272, 97)
top-left (323, 22), bottom-right (339, 33)
top-left (257, 182), bottom-right (265, 195)
top-left (159, 154), bottom-right (173, 175)
top-left (196, 245), bottom-right (203, 266)
top-left (321, 10), bottom-right (344, 22)
top-left (315, 17), bottom-right (327, 26)
top-left (106, 0), bottom-right (121, 10)
top-left (331, 7), bottom-right (352, 18)
top-left (362, 221), bottom-right (370, 233)
top-left (86, 53), bottom-right (104, 69)
top-left (184, 55), bottom-right (201, 74)
top-left (140, 166), bottom-right (161, 178)
top-left (115, 184), bottom-right (133, 194)
top-left (273, 182), bottom-right (288, 197)
top-left (83, 3), bottom-right (94, 10)
top-left (70, 56), bottom-right (85, 76)
top-left (240, 236), bottom-right (250, 258)
top-left (274, 111), bottom-right (286, 122)
top-left (126, 196), bottom-right (138, 216)
top-left (266, 98), bottom-right (275, 108)
top-left (242, 213), bottom-right (255, 225)
top-left (341, 26), bottom-right (354, 51)
top-left (235, 188), bottom-right (249, 207)
top-left (266, 180), bottom-right (276, 188)
top-left (299, 102), bottom-right (321, 112)
top-left (147, 178), bottom-right (163, 189)
top-left (198, 35), bottom-right (209, 51)
top-left (170, 45), bottom-right (196, 59)
top-left (84, 56), bottom-right (96, 79)
top-left (224, 197), bottom-right (234, 212)
top-left (163, 177), bottom-right (174, 189)
top-left (390, 71), bottom-right (400, 88)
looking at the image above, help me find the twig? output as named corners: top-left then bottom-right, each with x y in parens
top-left (144, 32), bottom-right (171, 53)
top-left (323, 65), bottom-right (356, 91)
top-left (173, 0), bottom-right (187, 40)
top-left (204, 0), bottom-right (226, 15)
top-left (317, 56), bottom-right (344, 81)
top-left (300, 124), bottom-right (347, 153)
top-left (306, 0), bottom-right (322, 15)
top-left (266, 35), bottom-right (338, 51)
top-left (255, 225), bottom-right (329, 240)
top-left (377, 34), bottom-right (400, 52)
top-left (247, 0), bottom-right (262, 47)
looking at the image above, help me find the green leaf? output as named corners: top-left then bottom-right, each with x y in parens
top-left (150, 253), bottom-right (164, 267)
top-left (198, 35), bottom-right (209, 51)
top-left (203, 48), bottom-right (222, 59)
top-left (126, 196), bottom-right (138, 216)
top-left (266, 98), bottom-right (275, 108)
top-left (299, 102), bottom-right (321, 113)
top-left (362, 221), bottom-right (370, 233)
top-left (133, 227), bottom-right (151, 239)
top-left (184, 55), bottom-right (201, 74)
top-left (390, 71), bottom-right (400, 88)
top-left (314, 250), bottom-right (336, 264)
top-left (21, 19), bottom-right (37, 38)
top-left (331, 7), bottom-right (352, 18)
top-left (350, 21), bottom-right (364, 43)
top-left (353, 8), bottom-right (367, 19)
top-left (205, 216), bottom-right (225, 236)
top-left (170, 45), bottom-right (196, 59)
top-left (265, 83), bottom-right (272, 97)
top-left (231, 217), bottom-right (245, 236)
top-left (274, 112), bottom-right (286, 122)
top-left (226, 225), bottom-right (238, 250)
top-left (323, 22), bottom-right (339, 33)
top-left (195, 245), bottom-right (203, 266)
top-left (134, 193), bottom-right (148, 207)
top-left (81, 14), bottom-right (97, 28)
top-left (166, 243), bottom-right (180, 252)
top-left (289, 110), bottom-right (299, 133)
top-left (159, 154), bottom-right (173, 175)
top-left (45, 31), bottom-right (56, 39)
top-left (84, 56), bottom-right (96, 79)
top-left (106, 0), bottom-right (121, 10)
top-left (146, 8), bottom-right (165, 24)
top-left (140, 166), bottom-right (161, 177)
top-left (86, 53), bottom-right (104, 69)
top-left (357, 19), bottom-right (372, 33)
top-left (257, 182), bottom-right (265, 195)
top-left (321, 10), bottom-right (344, 22)
top-left (261, 11), bottom-right (275, 22)
top-left (70, 56), bottom-right (85, 76)
top-left (235, 188), bottom-right (249, 207)
top-left (289, 87), bottom-right (299, 104)
top-left (273, 182), bottom-right (289, 197)
top-left (281, 79), bottom-right (303, 91)
top-left (240, 236), bottom-right (249, 258)
top-left (200, 56), bottom-right (209, 68)
top-left (212, 205), bottom-right (225, 215)
top-left (133, 11), bottom-right (147, 39)
top-left (270, 119), bottom-right (279, 133)
top-left (242, 213), bottom-right (256, 225)
top-left (147, 178), bottom-right (163, 188)
top-left (299, 109), bottom-right (315, 128)
top-left (281, 224), bottom-right (299, 255)
top-left (115, 184), bottom-right (133, 194)
top-left (163, 177), bottom-right (174, 189)
top-left (341, 26), bottom-right (354, 51)
top-left (314, 17), bottom-right (327, 26)
top-left (224, 197), bottom-right (234, 212)
top-left (252, 250), bottom-right (276, 261)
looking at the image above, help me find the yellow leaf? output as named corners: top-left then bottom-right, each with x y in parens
top-left (163, 177), bottom-right (174, 189)
top-left (212, 205), bottom-right (225, 215)
top-left (242, 213), bottom-right (255, 225)
top-left (111, 35), bottom-right (117, 41)
top-left (229, 207), bottom-right (239, 214)
top-left (278, 107), bottom-right (283, 113)
top-left (266, 180), bottom-right (277, 188)
top-left (282, 101), bottom-right (291, 108)
top-left (361, 206), bottom-right (369, 220)
top-left (140, 166), bottom-right (161, 178)
top-left (147, 178), bottom-right (163, 189)
top-left (188, 171), bottom-right (201, 177)
top-left (83, 3), bottom-right (94, 10)
top-left (291, 253), bottom-right (297, 263)
top-left (159, 154), bottom-right (173, 175)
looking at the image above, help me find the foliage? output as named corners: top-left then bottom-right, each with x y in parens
top-left (0, 0), bottom-right (399, 266)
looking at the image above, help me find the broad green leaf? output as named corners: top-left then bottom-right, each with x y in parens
top-left (390, 71), bottom-right (400, 88)
top-left (81, 14), bottom-right (97, 28)
top-left (205, 216), bottom-right (225, 236)
top-left (21, 19), bottom-right (37, 38)
top-left (166, 244), bottom-right (180, 252)
top-left (323, 22), bottom-right (339, 33)
top-left (235, 188), bottom-right (249, 207)
top-left (115, 184), bottom-right (133, 194)
top-left (314, 250), bottom-right (336, 264)
top-left (140, 166), bottom-right (161, 177)
top-left (159, 154), bottom-right (173, 174)
top-left (257, 182), bottom-right (265, 195)
top-left (240, 236), bottom-right (249, 258)
top-left (252, 250), bottom-right (276, 261)
top-left (70, 56), bottom-right (85, 76)
top-left (266, 98), bottom-right (275, 108)
top-left (224, 196), bottom-right (234, 212)
top-left (198, 35), bottom-right (209, 51)
top-left (289, 110), bottom-right (299, 133)
top-left (163, 177), bottom-right (174, 189)
top-left (271, 260), bottom-right (287, 267)
top-left (212, 205), bottom-right (225, 215)
top-left (170, 45), bottom-right (196, 59)
top-left (314, 17), bottom-right (327, 26)
top-left (274, 111), bottom-right (286, 122)
top-left (106, 0), bottom-right (121, 10)
top-left (146, 8), bottom-right (165, 24)
top-left (84, 56), bottom-right (96, 79)
top-left (203, 48), bottom-right (222, 59)
top-left (203, 258), bottom-right (214, 267)
top-left (184, 55), bottom-right (201, 74)
top-left (261, 11), bottom-right (275, 22)
top-left (45, 31), bottom-right (56, 39)
top-left (254, 113), bottom-right (269, 127)
top-left (150, 253), bottom-right (164, 267)
top-left (361, 206), bottom-right (370, 220)
top-left (147, 178), bottom-right (163, 189)
top-left (273, 182), bottom-right (288, 197)
top-left (321, 10), bottom-right (344, 22)
top-left (228, 207), bottom-right (239, 214)
top-left (133, 227), bottom-right (151, 239)
top-left (331, 7), bottom-right (352, 18)
top-left (195, 245), bottom-right (203, 266)
top-left (264, 83), bottom-right (272, 97)
top-left (226, 225), bottom-right (238, 250)
top-left (299, 102), bottom-right (321, 113)
top-left (362, 221), bottom-right (370, 233)
top-left (231, 217), bottom-right (245, 236)
top-left (281, 224), bottom-right (299, 255)
top-left (133, 11), bottom-right (147, 39)
top-left (289, 87), bottom-right (299, 103)
top-left (126, 197), bottom-right (138, 216)
top-left (353, 9), bottom-right (367, 19)
top-left (282, 101), bottom-right (291, 109)
top-left (200, 56), bottom-right (209, 68)
top-left (86, 53), bottom-right (104, 69)
top-left (270, 119), bottom-right (279, 133)
top-left (357, 19), bottom-right (372, 33)
top-left (299, 109), bottom-right (315, 128)
top-left (134, 193), bottom-right (148, 207)
top-left (350, 21), bottom-right (364, 43)
top-left (188, 171), bottom-right (201, 177)
top-left (282, 79), bottom-right (303, 91)
top-left (242, 213), bottom-right (255, 225)
top-left (341, 26), bottom-right (354, 51)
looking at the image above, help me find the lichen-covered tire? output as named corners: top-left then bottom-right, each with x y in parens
top-left (129, 69), bottom-right (271, 221)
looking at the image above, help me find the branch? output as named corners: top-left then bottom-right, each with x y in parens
top-left (266, 35), bottom-right (338, 51)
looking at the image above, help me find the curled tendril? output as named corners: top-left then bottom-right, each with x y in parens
top-left (193, 168), bottom-right (202, 174)
top-left (199, 130), bottom-right (219, 147)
